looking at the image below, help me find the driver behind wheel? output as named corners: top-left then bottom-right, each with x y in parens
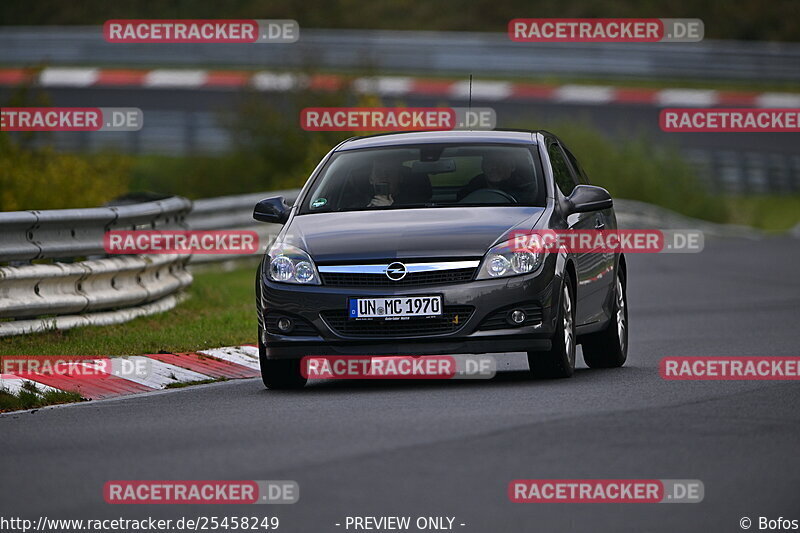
top-left (457, 152), bottom-right (533, 202)
top-left (367, 159), bottom-right (403, 207)
top-left (366, 158), bottom-right (432, 207)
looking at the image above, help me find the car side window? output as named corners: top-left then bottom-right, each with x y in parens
top-left (548, 143), bottom-right (577, 196)
top-left (563, 146), bottom-right (590, 185)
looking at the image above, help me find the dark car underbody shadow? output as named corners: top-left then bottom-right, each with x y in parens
top-left (259, 365), bottom-right (637, 395)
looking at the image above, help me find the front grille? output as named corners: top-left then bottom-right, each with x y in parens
top-left (477, 303), bottom-right (543, 330)
top-left (265, 313), bottom-right (318, 336)
top-left (321, 305), bottom-right (474, 337)
top-left (320, 268), bottom-right (475, 287)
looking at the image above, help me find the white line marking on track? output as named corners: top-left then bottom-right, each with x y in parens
top-left (251, 71), bottom-right (301, 91)
top-left (199, 347), bottom-right (261, 371)
top-left (80, 357), bottom-right (213, 389)
top-left (657, 89), bottom-right (718, 107)
top-left (353, 76), bottom-right (413, 96)
top-left (450, 80), bottom-right (512, 100)
top-left (144, 69), bottom-right (208, 88)
top-left (39, 67), bottom-right (99, 87)
top-left (756, 92), bottom-right (800, 108)
top-left (0, 375), bottom-right (61, 396)
top-left (555, 85), bottom-right (615, 104)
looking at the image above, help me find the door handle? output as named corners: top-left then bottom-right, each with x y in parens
top-left (594, 219), bottom-right (605, 230)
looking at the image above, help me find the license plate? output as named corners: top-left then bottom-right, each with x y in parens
top-left (349, 296), bottom-right (442, 319)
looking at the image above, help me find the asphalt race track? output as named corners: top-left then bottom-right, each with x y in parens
top-left (1, 236), bottom-right (799, 532)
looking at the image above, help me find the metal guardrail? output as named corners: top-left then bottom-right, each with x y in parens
top-left (187, 189), bottom-right (298, 231)
top-left (186, 189), bottom-right (299, 265)
top-left (0, 254), bottom-right (192, 319)
top-left (0, 196), bottom-right (192, 261)
top-left (0, 197), bottom-right (194, 336)
top-left (2, 27), bottom-right (800, 82)
top-left (0, 190), bottom-right (304, 336)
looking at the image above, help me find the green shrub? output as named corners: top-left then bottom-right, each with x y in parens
top-left (0, 133), bottom-right (132, 211)
top-left (131, 86), bottom-right (369, 196)
top-left (1, 79), bottom-right (132, 211)
top-left (525, 121), bottom-right (728, 223)
top-left (0, 381), bottom-right (83, 412)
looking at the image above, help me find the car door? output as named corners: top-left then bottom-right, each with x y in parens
top-left (563, 142), bottom-right (617, 325)
top-left (547, 141), bottom-right (605, 326)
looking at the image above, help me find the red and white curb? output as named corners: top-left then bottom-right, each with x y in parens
top-left (2, 67), bottom-right (799, 108)
top-left (0, 345), bottom-right (261, 401)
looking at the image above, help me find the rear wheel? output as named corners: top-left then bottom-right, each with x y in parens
top-left (528, 276), bottom-right (576, 378)
top-left (258, 325), bottom-right (307, 389)
top-left (581, 268), bottom-right (628, 368)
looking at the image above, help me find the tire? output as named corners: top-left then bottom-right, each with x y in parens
top-left (258, 326), bottom-right (307, 389)
top-left (581, 268), bottom-right (628, 369)
top-left (528, 275), bottom-right (576, 379)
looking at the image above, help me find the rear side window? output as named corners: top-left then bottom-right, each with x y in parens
top-left (548, 143), bottom-right (577, 196)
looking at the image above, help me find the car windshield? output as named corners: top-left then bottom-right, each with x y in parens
top-left (299, 143), bottom-right (546, 214)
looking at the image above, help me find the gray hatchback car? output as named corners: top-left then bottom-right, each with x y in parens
top-left (253, 130), bottom-right (628, 388)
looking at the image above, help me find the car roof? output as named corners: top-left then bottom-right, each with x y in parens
top-left (336, 130), bottom-right (539, 151)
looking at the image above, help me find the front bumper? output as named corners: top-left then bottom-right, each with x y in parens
top-left (258, 256), bottom-right (561, 359)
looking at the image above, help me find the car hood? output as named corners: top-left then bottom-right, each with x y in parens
top-left (284, 207), bottom-right (545, 262)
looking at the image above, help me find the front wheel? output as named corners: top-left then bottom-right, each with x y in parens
top-left (528, 277), bottom-right (576, 379)
top-left (581, 268), bottom-right (628, 368)
top-left (258, 326), bottom-right (307, 389)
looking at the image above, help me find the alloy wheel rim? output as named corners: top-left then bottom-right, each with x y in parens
top-left (563, 285), bottom-right (574, 365)
top-left (616, 275), bottom-right (627, 353)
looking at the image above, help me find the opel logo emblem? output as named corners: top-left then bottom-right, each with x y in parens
top-left (385, 262), bottom-right (407, 281)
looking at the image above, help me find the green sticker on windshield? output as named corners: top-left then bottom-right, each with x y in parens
top-left (311, 198), bottom-right (327, 208)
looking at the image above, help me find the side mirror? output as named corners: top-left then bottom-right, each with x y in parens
top-left (253, 196), bottom-right (290, 224)
top-left (566, 185), bottom-right (613, 214)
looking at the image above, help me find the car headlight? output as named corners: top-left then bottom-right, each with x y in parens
top-left (476, 237), bottom-right (542, 280)
top-left (265, 243), bottom-right (321, 285)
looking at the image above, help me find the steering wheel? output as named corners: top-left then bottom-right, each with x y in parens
top-left (458, 188), bottom-right (518, 204)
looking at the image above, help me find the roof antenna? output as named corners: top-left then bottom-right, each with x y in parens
top-left (468, 74), bottom-right (473, 130)
top-left (468, 74), bottom-right (473, 109)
